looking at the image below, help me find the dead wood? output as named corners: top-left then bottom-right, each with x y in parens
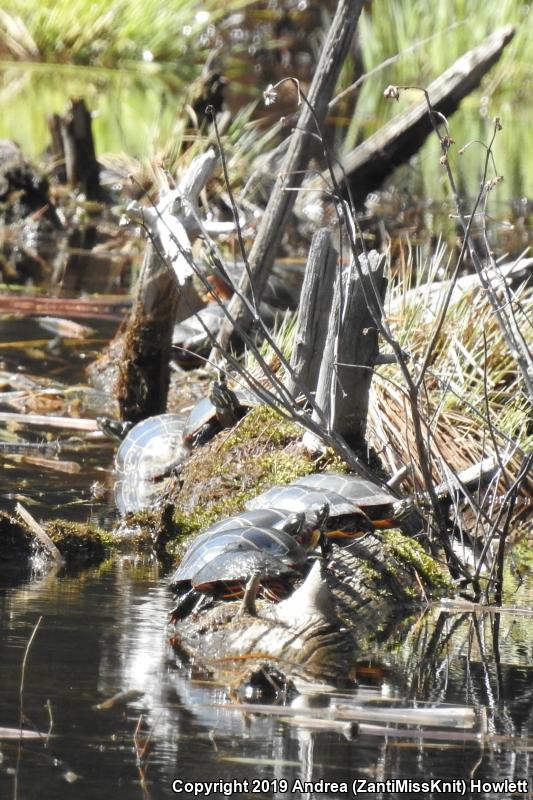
top-left (286, 229), bottom-right (338, 398)
top-left (310, 249), bottom-right (386, 447)
top-left (212, 0), bottom-right (366, 356)
top-left (48, 98), bottom-right (101, 200)
top-left (313, 25), bottom-right (515, 203)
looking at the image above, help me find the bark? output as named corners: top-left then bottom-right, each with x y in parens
top-left (312, 250), bottom-right (386, 447)
top-left (286, 229), bottom-right (338, 398)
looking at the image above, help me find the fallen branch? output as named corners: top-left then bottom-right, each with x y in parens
top-left (311, 24), bottom-right (515, 202)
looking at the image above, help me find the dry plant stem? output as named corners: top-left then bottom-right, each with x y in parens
top-left (14, 616), bottom-right (43, 800)
top-left (415, 114), bottom-right (500, 390)
top-left (473, 452), bottom-right (533, 589)
top-left (404, 88), bottom-right (533, 401)
top-left (481, 331), bottom-right (510, 494)
top-left (208, 108), bottom-right (257, 310)
top-left (213, 0), bottom-right (365, 356)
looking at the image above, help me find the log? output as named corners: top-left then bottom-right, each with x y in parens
top-left (172, 529), bottom-right (443, 688)
top-left (48, 98), bottom-right (101, 199)
top-left (212, 0), bottom-right (366, 356)
top-left (113, 150), bottom-right (223, 421)
top-left (311, 250), bottom-right (386, 447)
top-left (316, 25), bottom-right (515, 203)
top-left (286, 229), bottom-right (338, 398)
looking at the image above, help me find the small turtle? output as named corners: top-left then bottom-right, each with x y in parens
top-left (114, 413), bottom-right (187, 514)
top-left (245, 484), bottom-right (372, 542)
top-left (169, 524), bottom-right (309, 621)
top-left (97, 417), bottom-right (133, 441)
top-left (290, 472), bottom-right (405, 530)
top-left (183, 377), bottom-right (256, 448)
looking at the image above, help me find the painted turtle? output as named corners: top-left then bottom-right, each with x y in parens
top-left (169, 524), bottom-right (310, 620)
top-left (183, 378), bottom-right (256, 448)
top-left (114, 413), bottom-right (188, 514)
top-left (201, 504), bottom-right (329, 553)
top-left (290, 472), bottom-right (403, 530)
top-left (172, 301), bottom-right (277, 366)
top-left (245, 484), bottom-right (372, 542)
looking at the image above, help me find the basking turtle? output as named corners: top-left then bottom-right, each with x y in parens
top-left (290, 472), bottom-right (406, 530)
top-left (201, 504), bottom-right (330, 553)
top-left (183, 378), bottom-right (256, 448)
top-left (114, 413), bottom-right (187, 514)
top-left (169, 523), bottom-right (310, 621)
top-left (245, 484), bottom-right (373, 542)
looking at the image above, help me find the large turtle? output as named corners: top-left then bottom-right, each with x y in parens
top-left (290, 472), bottom-right (406, 529)
top-left (201, 504), bottom-right (330, 553)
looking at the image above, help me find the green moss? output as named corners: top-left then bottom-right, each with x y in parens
top-left (165, 404), bottom-right (319, 556)
top-left (381, 529), bottom-right (453, 595)
top-left (46, 519), bottom-right (112, 563)
top-left (220, 405), bottom-right (302, 451)
top-left (256, 450), bottom-right (313, 485)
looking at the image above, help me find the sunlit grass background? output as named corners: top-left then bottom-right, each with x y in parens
top-left (0, 0), bottom-right (531, 200)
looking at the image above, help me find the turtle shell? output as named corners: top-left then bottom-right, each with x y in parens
top-left (192, 548), bottom-right (297, 594)
top-left (114, 413), bottom-right (187, 514)
top-left (169, 525), bottom-right (308, 592)
top-left (245, 484), bottom-right (372, 541)
top-left (172, 303), bottom-right (226, 354)
top-left (246, 484), bottom-right (365, 520)
top-left (291, 472), bottom-right (397, 526)
top-left (202, 508), bottom-right (303, 537)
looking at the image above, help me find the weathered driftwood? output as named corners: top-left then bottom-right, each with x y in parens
top-left (48, 98), bottom-right (101, 199)
top-left (391, 256), bottom-right (533, 321)
top-left (212, 0), bottom-right (366, 356)
top-left (286, 229), bottom-right (338, 398)
top-left (313, 25), bottom-right (515, 203)
top-left (307, 250), bottom-right (385, 447)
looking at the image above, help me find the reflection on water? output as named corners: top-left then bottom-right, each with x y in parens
top-left (1, 562), bottom-right (532, 800)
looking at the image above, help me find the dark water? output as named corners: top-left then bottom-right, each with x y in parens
top-left (1, 562), bottom-right (532, 799)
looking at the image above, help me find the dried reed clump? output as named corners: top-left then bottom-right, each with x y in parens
top-left (368, 272), bottom-right (532, 504)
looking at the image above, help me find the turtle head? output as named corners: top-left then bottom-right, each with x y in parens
top-left (311, 501), bottom-right (330, 530)
top-left (210, 379), bottom-right (241, 416)
top-left (97, 417), bottom-right (133, 441)
top-left (282, 512), bottom-right (305, 537)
